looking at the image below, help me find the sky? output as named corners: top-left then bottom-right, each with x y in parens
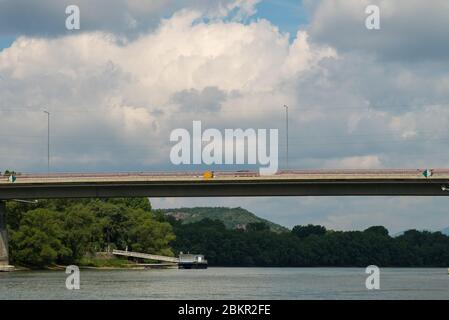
top-left (1, 0), bottom-right (449, 233)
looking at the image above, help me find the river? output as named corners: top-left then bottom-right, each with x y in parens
top-left (1, 268), bottom-right (448, 299)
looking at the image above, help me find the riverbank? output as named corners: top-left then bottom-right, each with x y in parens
top-left (7, 256), bottom-right (179, 271)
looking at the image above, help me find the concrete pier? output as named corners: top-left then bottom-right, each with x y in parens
top-left (0, 201), bottom-right (13, 271)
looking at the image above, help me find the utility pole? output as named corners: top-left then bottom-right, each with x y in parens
top-left (43, 111), bottom-right (50, 173)
top-left (284, 105), bottom-right (289, 169)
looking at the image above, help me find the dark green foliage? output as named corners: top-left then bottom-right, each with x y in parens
top-left (126, 208), bottom-right (175, 256)
top-left (246, 222), bottom-right (270, 232)
top-left (364, 226), bottom-right (389, 237)
top-left (62, 205), bottom-right (102, 262)
top-left (9, 209), bottom-right (71, 267)
top-left (170, 221), bottom-right (449, 267)
top-left (292, 224), bottom-right (327, 238)
top-left (7, 198), bottom-right (174, 268)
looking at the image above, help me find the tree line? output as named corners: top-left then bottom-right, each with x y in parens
top-left (6, 198), bottom-right (449, 268)
top-left (170, 219), bottom-right (449, 267)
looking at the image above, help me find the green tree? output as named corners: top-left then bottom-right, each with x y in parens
top-left (364, 226), bottom-right (389, 237)
top-left (86, 200), bottom-right (131, 249)
top-left (8, 197), bottom-right (176, 267)
top-left (61, 205), bottom-right (102, 263)
top-left (103, 198), bottom-right (152, 212)
top-left (292, 224), bottom-right (327, 239)
top-left (10, 209), bottom-right (71, 267)
top-left (246, 222), bottom-right (270, 232)
top-left (127, 209), bottom-right (176, 256)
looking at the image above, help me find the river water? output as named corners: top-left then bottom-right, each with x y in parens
top-left (1, 268), bottom-right (448, 299)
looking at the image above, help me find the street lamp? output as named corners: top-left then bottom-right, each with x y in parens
top-left (283, 105), bottom-right (289, 169)
top-left (43, 111), bottom-right (50, 173)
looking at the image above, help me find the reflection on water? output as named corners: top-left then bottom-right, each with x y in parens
top-left (1, 268), bottom-right (449, 300)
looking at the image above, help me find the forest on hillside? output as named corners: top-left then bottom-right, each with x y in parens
top-left (6, 198), bottom-right (449, 268)
top-left (157, 206), bottom-right (288, 232)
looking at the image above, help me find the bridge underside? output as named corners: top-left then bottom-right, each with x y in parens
top-left (1, 180), bottom-right (449, 199)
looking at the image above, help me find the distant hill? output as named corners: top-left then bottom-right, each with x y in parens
top-left (159, 207), bottom-right (289, 233)
top-left (441, 228), bottom-right (449, 236)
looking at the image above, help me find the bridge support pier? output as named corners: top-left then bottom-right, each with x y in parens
top-left (0, 201), bottom-right (13, 271)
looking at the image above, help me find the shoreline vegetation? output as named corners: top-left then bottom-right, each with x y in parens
top-left (6, 198), bottom-right (449, 270)
top-left (7, 198), bottom-right (175, 270)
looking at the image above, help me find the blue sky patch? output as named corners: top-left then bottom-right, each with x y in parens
top-left (0, 35), bottom-right (17, 51)
top-left (255, 0), bottom-right (309, 39)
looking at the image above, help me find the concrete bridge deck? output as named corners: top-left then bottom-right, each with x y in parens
top-left (1, 169), bottom-right (449, 199)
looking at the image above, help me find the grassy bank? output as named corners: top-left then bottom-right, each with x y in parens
top-left (78, 256), bottom-right (135, 268)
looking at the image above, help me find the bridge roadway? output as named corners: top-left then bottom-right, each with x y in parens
top-left (1, 169), bottom-right (449, 199)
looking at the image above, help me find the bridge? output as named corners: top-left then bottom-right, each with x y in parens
top-left (1, 169), bottom-right (449, 199)
top-left (2, 169), bottom-right (449, 270)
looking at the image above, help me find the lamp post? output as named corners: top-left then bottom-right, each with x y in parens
top-left (43, 111), bottom-right (50, 173)
top-left (283, 105), bottom-right (289, 169)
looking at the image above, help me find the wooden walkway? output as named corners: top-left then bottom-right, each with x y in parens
top-left (112, 249), bottom-right (179, 263)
